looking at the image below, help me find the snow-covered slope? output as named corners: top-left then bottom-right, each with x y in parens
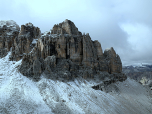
top-left (0, 52), bottom-right (53, 114)
top-left (0, 52), bottom-right (152, 114)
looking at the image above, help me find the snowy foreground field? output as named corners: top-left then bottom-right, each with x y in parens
top-left (0, 52), bottom-right (152, 114)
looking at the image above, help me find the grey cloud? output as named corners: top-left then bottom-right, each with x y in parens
top-left (1, 0), bottom-right (152, 65)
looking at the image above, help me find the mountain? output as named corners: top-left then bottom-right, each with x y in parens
top-left (0, 20), bottom-right (151, 114)
top-left (0, 19), bottom-right (126, 83)
top-left (122, 64), bottom-right (152, 86)
top-left (0, 53), bottom-right (151, 114)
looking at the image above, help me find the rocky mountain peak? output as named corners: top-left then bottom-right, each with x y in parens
top-left (0, 19), bottom-right (126, 82)
top-left (19, 22), bottom-right (41, 37)
top-left (51, 19), bottom-right (82, 36)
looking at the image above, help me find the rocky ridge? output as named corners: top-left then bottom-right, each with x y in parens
top-left (0, 19), bottom-right (126, 85)
top-left (123, 65), bottom-right (152, 89)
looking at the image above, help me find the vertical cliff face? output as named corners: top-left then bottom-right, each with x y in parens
top-left (0, 19), bottom-right (125, 82)
top-left (103, 47), bottom-right (122, 73)
top-left (0, 20), bottom-right (20, 58)
top-left (10, 22), bottom-right (41, 61)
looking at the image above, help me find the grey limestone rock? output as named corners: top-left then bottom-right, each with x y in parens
top-left (0, 20), bottom-right (20, 58)
top-left (10, 22), bottom-right (41, 61)
top-left (0, 19), bottom-right (126, 83)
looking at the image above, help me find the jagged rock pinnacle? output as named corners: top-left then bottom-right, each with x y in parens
top-left (0, 19), bottom-right (126, 82)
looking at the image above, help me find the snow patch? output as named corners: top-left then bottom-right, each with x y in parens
top-left (0, 52), bottom-right (151, 114)
top-left (32, 39), bottom-right (38, 44)
top-left (0, 20), bottom-right (20, 30)
top-left (0, 52), bottom-right (53, 114)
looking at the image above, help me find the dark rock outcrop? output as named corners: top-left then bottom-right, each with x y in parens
top-left (103, 47), bottom-right (122, 73)
top-left (0, 20), bottom-right (20, 58)
top-left (0, 19), bottom-right (126, 82)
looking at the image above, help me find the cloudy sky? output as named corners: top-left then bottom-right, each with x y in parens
top-left (1, 0), bottom-right (152, 66)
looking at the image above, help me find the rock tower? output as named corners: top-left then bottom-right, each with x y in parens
top-left (0, 19), bottom-right (126, 82)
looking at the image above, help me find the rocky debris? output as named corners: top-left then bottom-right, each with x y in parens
top-left (92, 83), bottom-right (120, 93)
top-left (92, 72), bottom-right (127, 93)
top-left (0, 19), bottom-right (126, 82)
top-left (0, 20), bottom-right (20, 58)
